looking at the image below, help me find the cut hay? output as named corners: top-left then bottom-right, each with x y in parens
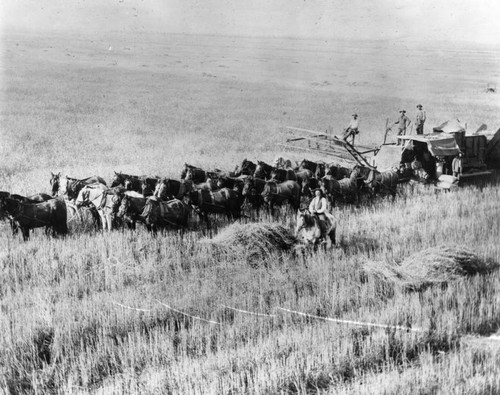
top-left (203, 222), bottom-right (297, 265)
top-left (363, 245), bottom-right (499, 291)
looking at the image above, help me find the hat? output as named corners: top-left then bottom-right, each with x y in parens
top-left (416, 104), bottom-right (423, 109)
top-left (399, 110), bottom-right (406, 113)
top-left (352, 113), bottom-right (358, 117)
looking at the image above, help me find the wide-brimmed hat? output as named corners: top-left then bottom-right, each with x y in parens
top-left (399, 109), bottom-right (406, 113)
top-left (352, 113), bottom-right (358, 117)
top-left (416, 104), bottom-right (423, 109)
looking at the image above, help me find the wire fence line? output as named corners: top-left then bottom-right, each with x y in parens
top-left (110, 300), bottom-right (423, 332)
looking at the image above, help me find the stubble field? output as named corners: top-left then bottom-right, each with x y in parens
top-left (1, 30), bottom-right (500, 394)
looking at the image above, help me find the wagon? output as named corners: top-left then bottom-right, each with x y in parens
top-left (371, 119), bottom-right (500, 187)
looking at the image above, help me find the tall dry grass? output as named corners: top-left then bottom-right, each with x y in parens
top-left (1, 31), bottom-right (500, 394)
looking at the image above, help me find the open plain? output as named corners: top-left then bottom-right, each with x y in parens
top-left (1, 30), bottom-right (500, 394)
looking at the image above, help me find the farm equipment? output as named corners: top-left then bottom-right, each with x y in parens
top-left (282, 120), bottom-right (500, 188)
top-left (279, 126), bottom-right (379, 169)
top-left (372, 119), bottom-right (500, 187)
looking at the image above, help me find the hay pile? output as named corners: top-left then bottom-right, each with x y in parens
top-left (204, 222), bottom-right (297, 264)
top-left (363, 245), bottom-right (499, 290)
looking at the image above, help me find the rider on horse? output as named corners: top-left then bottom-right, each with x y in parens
top-left (309, 188), bottom-right (335, 242)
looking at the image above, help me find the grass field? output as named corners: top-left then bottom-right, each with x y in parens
top-left (1, 30), bottom-right (500, 394)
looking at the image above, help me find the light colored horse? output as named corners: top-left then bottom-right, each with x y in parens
top-left (295, 209), bottom-right (336, 249)
top-left (75, 184), bottom-right (119, 230)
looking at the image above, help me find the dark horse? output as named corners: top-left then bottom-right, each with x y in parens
top-left (116, 192), bottom-right (148, 230)
top-left (261, 180), bottom-right (301, 213)
top-left (320, 165), bottom-right (371, 205)
top-left (298, 159), bottom-right (319, 173)
top-left (110, 172), bottom-right (157, 196)
top-left (231, 159), bottom-right (257, 177)
top-left (141, 198), bottom-right (190, 233)
top-left (216, 175), bottom-right (247, 193)
top-left (187, 188), bottom-right (243, 222)
top-left (0, 197), bottom-right (68, 241)
top-left (241, 176), bottom-right (267, 212)
top-left (254, 160), bottom-right (296, 182)
top-left (0, 192), bottom-right (54, 235)
top-left (364, 168), bottom-right (400, 199)
top-left (181, 164), bottom-right (221, 184)
top-left (154, 178), bottom-right (195, 200)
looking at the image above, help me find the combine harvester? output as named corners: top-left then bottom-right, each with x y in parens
top-left (282, 120), bottom-right (500, 189)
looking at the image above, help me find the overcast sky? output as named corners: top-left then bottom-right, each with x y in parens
top-left (1, 0), bottom-right (499, 45)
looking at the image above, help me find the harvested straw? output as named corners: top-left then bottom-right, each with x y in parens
top-left (363, 245), bottom-right (498, 291)
top-left (203, 222), bottom-right (297, 265)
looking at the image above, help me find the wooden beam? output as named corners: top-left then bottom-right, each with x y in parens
top-left (286, 126), bottom-right (328, 136)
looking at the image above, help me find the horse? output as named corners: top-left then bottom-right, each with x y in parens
top-left (253, 160), bottom-right (275, 180)
top-left (298, 159), bottom-right (318, 173)
top-left (50, 172), bottom-right (61, 196)
top-left (59, 175), bottom-right (107, 201)
top-left (314, 163), bottom-right (326, 179)
top-left (141, 198), bottom-right (190, 233)
top-left (75, 184), bottom-right (121, 230)
top-left (364, 168), bottom-right (400, 199)
top-left (111, 172), bottom-right (158, 195)
top-left (154, 178), bottom-right (195, 200)
top-left (295, 209), bottom-right (336, 248)
top-left (270, 167), bottom-right (297, 183)
top-left (300, 177), bottom-right (320, 198)
top-left (325, 164), bottom-right (352, 180)
top-left (0, 197), bottom-right (68, 241)
top-left (186, 188), bottom-right (243, 223)
top-left (0, 192), bottom-right (55, 235)
top-left (116, 191), bottom-right (148, 230)
top-left (241, 176), bottom-right (267, 212)
top-left (320, 165), bottom-right (370, 205)
top-left (10, 193), bottom-right (53, 204)
top-left (261, 180), bottom-right (301, 214)
top-left (294, 168), bottom-right (314, 187)
top-left (216, 175), bottom-right (247, 193)
top-left (231, 159), bottom-right (257, 177)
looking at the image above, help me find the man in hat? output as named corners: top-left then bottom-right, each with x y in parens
top-left (392, 110), bottom-right (411, 145)
top-left (415, 104), bottom-right (426, 135)
top-left (342, 113), bottom-right (359, 145)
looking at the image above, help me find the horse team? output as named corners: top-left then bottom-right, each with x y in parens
top-left (0, 158), bottom-right (401, 243)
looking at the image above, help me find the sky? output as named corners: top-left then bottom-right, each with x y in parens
top-left (1, 0), bottom-right (499, 45)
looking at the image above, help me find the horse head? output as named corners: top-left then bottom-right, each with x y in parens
top-left (301, 179), bottom-right (312, 197)
top-left (261, 181), bottom-right (276, 203)
top-left (206, 178), bottom-right (217, 191)
top-left (299, 159), bottom-right (317, 173)
top-left (110, 171), bottom-right (124, 188)
top-left (58, 175), bottom-right (69, 197)
top-left (314, 164), bottom-right (325, 179)
top-left (239, 159), bottom-right (256, 176)
top-left (242, 177), bottom-right (254, 196)
top-left (254, 161), bottom-right (271, 179)
top-left (141, 179), bottom-right (154, 197)
top-left (117, 195), bottom-right (130, 218)
top-left (50, 172), bottom-right (61, 196)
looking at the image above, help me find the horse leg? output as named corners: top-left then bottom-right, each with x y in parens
top-left (21, 227), bottom-right (30, 241)
top-left (98, 211), bottom-right (107, 231)
top-left (329, 228), bottom-right (336, 246)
